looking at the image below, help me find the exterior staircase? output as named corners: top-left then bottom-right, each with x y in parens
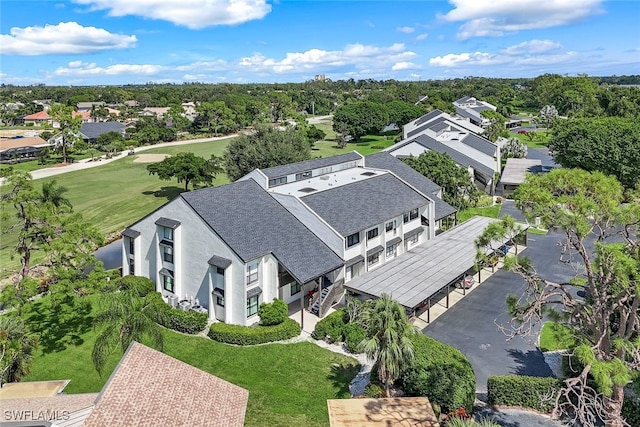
top-left (310, 286), bottom-right (330, 316)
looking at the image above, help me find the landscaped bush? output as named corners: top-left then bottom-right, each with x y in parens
top-left (343, 323), bottom-right (366, 353)
top-left (145, 292), bottom-right (208, 334)
top-left (118, 275), bottom-right (155, 297)
top-left (622, 398), bottom-right (640, 427)
top-left (311, 309), bottom-right (347, 342)
top-left (487, 375), bottom-right (563, 412)
top-left (258, 298), bottom-right (288, 326)
top-left (208, 318), bottom-right (300, 345)
top-left (364, 382), bottom-right (385, 398)
top-left (401, 334), bottom-right (476, 413)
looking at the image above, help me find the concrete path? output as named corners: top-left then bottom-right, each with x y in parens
top-left (2, 134), bottom-right (237, 184)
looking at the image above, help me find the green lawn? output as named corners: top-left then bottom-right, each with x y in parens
top-left (513, 131), bottom-right (552, 149)
top-left (457, 204), bottom-right (502, 223)
top-left (22, 295), bottom-right (359, 427)
top-left (539, 321), bottom-right (577, 352)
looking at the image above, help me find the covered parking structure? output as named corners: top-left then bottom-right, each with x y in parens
top-left (344, 216), bottom-right (528, 323)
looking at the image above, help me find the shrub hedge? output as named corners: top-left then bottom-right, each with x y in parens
top-left (118, 275), bottom-right (155, 297)
top-left (258, 298), bottom-right (288, 326)
top-left (208, 318), bottom-right (300, 345)
top-left (401, 334), bottom-right (476, 413)
top-left (311, 309), bottom-right (347, 342)
top-left (343, 323), bottom-right (366, 353)
top-left (487, 375), bottom-right (563, 412)
top-left (145, 292), bottom-right (208, 334)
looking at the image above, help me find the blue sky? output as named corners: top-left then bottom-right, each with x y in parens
top-left (1, 0), bottom-right (639, 85)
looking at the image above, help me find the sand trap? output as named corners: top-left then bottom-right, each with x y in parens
top-left (133, 153), bottom-right (170, 163)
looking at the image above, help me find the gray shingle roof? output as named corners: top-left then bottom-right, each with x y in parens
top-left (413, 109), bottom-right (444, 126)
top-left (412, 135), bottom-right (495, 178)
top-left (455, 96), bottom-right (473, 104)
top-left (261, 152), bottom-right (362, 179)
top-left (80, 122), bottom-right (125, 140)
top-left (407, 114), bottom-right (449, 138)
top-left (181, 179), bottom-right (343, 284)
top-left (461, 133), bottom-right (497, 157)
top-left (365, 153), bottom-right (457, 220)
top-left (301, 173), bottom-right (429, 236)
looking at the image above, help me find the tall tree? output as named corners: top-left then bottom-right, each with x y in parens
top-left (92, 289), bottom-right (164, 375)
top-left (539, 105), bottom-right (559, 129)
top-left (223, 126), bottom-right (311, 181)
top-left (147, 152), bottom-right (224, 191)
top-left (333, 101), bottom-right (389, 141)
top-left (48, 105), bottom-right (82, 164)
top-left (0, 317), bottom-right (38, 386)
top-left (500, 137), bottom-right (528, 159)
top-left (486, 168), bottom-right (639, 426)
top-left (196, 101), bottom-right (234, 135)
top-left (548, 117), bottom-right (640, 189)
top-left (358, 294), bottom-right (418, 396)
top-left (403, 151), bottom-right (480, 211)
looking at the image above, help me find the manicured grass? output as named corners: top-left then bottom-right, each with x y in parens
top-left (312, 135), bottom-right (396, 158)
top-left (513, 131), bottom-right (552, 149)
top-left (22, 295), bottom-right (359, 427)
top-left (539, 321), bottom-right (577, 352)
top-left (457, 204), bottom-right (502, 223)
top-left (527, 227), bottom-right (548, 235)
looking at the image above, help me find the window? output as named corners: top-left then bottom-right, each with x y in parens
top-left (295, 171), bottom-right (312, 180)
top-left (367, 252), bottom-right (380, 266)
top-left (214, 267), bottom-right (224, 306)
top-left (128, 258), bottom-right (135, 275)
top-left (216, 296), bottom-right (225, 307)
top-left (408, 233), bottom-right (419, 246)
top-left (346, 232), bottom-right (360, 248)
top-left (403, 208), bottom-right (419, 223)
top-left (163, 275), bottom-right (174, 293)
top-left (385, 220), bottom-right (396, 232)
top-left (367, 228), bottom-right (379, 240)
top-left (268, 176), bottom-right (287, 186)
top-left (386, 243), bottom-right (398, 258)
top-left (163, 245), bottom-right (174, 263)
top-left (246, 262), bottom-right (258, 285)
top-left (128, 238), bottom-right (135, 255)
top-left (247, 295), bottom-right (259, 317)
top-left (163, 227), bottom-right (174, 241)
top-left (290, 282), bottom-right (301, 296)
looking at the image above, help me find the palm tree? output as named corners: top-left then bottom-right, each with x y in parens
top-left (41, 180), bottom-right (72, 211)
top-left (358, 294), bottom-right (418, 396)
top-left (92, 289), bottom-right (164, 375)
top-left (0, 317), bottom-right (39, 386)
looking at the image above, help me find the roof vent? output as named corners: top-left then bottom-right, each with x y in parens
top-left (361, 171), bottom-right (376, 176)
top-left (320, 175), bottom-right (330, 180)
top-left (299, 187), bottom-right (317, 193)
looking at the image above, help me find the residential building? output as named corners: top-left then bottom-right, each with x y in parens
top-left (1, 342), bottom-right (249, 427)
top-left (453, 96), bottom-right (497, 127)
top-left (0, 136), bottom-right (48, 163)
top-left (389, 110), bottom-right (501, 194)
top-left (76, 101), bottom-right (106, 112)
top-left (123, 152), bottom-right (455, 325)
top-left (79, 122), bottom-right (126, 144)
top-left (139, 107), bottom-right (170, 118)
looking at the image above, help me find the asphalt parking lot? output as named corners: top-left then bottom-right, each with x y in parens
top-left (424, 228), bottom-right (579, 395)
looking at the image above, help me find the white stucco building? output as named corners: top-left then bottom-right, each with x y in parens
top-left (122, 152), bottom-right (456, 326)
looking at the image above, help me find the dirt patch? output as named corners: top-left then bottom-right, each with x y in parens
top-left (133, 153), bottom-right (169, 163)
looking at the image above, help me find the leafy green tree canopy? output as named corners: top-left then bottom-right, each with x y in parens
top-left (333, 101), bottom-right (389, 141)
top-left (402, 151), bottom-right (480, 211)
top-left (548, 117), bottom-right (640, 189)
top-left (223, 126), bottom-right (312, 181)
top-left (147, 152), bottom-right (224, 191)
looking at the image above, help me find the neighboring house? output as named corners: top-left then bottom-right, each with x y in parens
top-left (123, 152), bottom-right (455, 326)
top-left (499, 158), bottom-right (543, 197)
top-left (453, 96), bottom-right (497, 127)
top-left (76, 101), bottom-right (106, 112)
top-left (1, 342), bottom-right (249, 427)
top-left (22, 110), bottom-right (54, 127)
top-left (0, 136), bottom-right (48, 162)
top-left (79, 122), bottom-right (126, 144)
top-left (402, 109), bottom-right (485, 140)
top-left (139, 107), bottom-right (170, 118)
top-left (389, 116), bottom-right (501, 195)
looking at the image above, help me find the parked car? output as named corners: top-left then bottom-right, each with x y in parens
top-left (517, 129), bottom-right (528, 134)
top-left (497, 245), bottom-right (510, 255)
top-left (457, 275), bottom-right (475, 289)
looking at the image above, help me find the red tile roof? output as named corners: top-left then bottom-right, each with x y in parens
top-left (84, 342), bottom-right (249, 427)
top-left (23, 110), bottom-right (51, 120)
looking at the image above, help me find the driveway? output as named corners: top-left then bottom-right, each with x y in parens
top-left (424, 229), bottom-right (578, 395)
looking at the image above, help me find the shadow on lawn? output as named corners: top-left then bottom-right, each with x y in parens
top-left (142, 186), bottom-right (183, 201)
top-left (23, 298), bottom-right (93, 354)
top-left (327, 362), bottom-right (361, 398)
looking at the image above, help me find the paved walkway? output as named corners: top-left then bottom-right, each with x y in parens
top-left (0, 134), bottom-right (237, 184)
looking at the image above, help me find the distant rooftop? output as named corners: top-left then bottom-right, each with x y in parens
top-left (261, 151), bottom-right (363, 179)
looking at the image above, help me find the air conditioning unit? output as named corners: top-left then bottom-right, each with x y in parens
top-left (167, 295), bottom-right (179, 308)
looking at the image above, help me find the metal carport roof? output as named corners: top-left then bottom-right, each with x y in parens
top-left (344, 216), bottom-right (515, 309)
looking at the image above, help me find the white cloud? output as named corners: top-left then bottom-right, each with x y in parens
top-left (429, 39), bottom-right (579, 68)
top-left (501, 40), bottom-right (563, 55)
top-left (239, 43), bottom-right (415, 74)
top-left (441, 0), bottom-right (604, 39)
top-left (397, 26), bottom-right (415, 34)
top-left (415, 33), bottom-right (428, 41)
top-left (0, 22), bottom-right (137, 55)
top-left (392, 62), bottom-right (421, 71)
top-left (72, 0), bottom-right (271, 29)
top-left (54, 61), bottom-right (164, 76)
